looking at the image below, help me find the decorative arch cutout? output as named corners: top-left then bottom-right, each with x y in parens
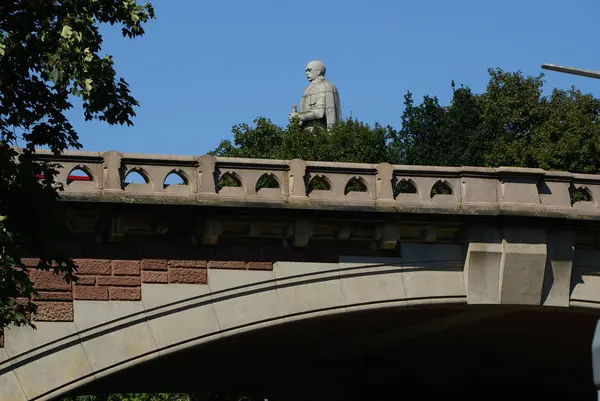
top-left (256, 173), bottom-right (280, 192)
top-left (217, 171), bottom-right (242, 192)
top-left (308, 175), bottom-right (331, 191)
top-left (394, 178), bottom-right (418, 198)
top-left (124, 168), bottom-right (150, 185)
top-left (431, 180), bottom-right (453, 197)
top-left (67, 166), bottom-right (93, 185)
top-left (163, 169), bottom-right (188, 189)
top-left (570, 185), bottom-right (593, 206)
top-left (345, 177), bottom-right (368, 195)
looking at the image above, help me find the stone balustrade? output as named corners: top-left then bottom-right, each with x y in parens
top-left (31, 149), bottom-right (600, 219)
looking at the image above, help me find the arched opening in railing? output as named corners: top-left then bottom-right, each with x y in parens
top-left (217, 172), bottom-right (243, 192)
top-left (430, 180), bottom-right (453, 198)
top-left (394, 178), bottom-right (418, 198)
top-left (308, 175), bottom-right (332, 192)
top-left (67, 166), bottom-right (93, 185)
top-left (344, 177), bottom-right (368, 195)
top-left (124, 169), bottom-right (150, 185)
top-left (570, 185), bottom-right (593, 206)
top-left (163, 170), bottom-right (188, 189)
top-left (256, 173), bottom-right (280, 192)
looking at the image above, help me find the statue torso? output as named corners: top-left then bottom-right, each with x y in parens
top-left (299, 77), bottom-right (342, 129)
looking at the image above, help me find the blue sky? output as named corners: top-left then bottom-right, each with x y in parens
top-left (69, 0), bottom-right (600, 156)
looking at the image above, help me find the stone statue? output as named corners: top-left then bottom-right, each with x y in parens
top-left (288, 60), bottom-right (342, 130)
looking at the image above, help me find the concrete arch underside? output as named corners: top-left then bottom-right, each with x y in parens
top-left (2, 248), bottom-right (600, 401)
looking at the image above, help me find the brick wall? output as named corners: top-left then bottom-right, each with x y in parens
top-left (19, 257), bottom-right (275, 326)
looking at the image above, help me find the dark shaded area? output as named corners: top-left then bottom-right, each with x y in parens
top-left (67, 305), bottom-right (600, 401)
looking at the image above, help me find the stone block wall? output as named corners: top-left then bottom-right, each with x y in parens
top-left (0, 237), bottom-right (387, 348)
top-left (18, 257), bottom-right (275, 327)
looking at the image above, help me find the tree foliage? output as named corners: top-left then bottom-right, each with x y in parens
top-left (212, 117), bottom-right (396, 165)
top-left (214, 68), bottom-right (600, 177)
top-left (0, 0), bottom-right (154, 329)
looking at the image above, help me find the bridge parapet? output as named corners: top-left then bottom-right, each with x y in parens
top-left (31, 149), bottom-right (600, 219)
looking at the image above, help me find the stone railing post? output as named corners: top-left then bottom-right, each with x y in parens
top-left (376, 162), bottom-right (394, 202)
top-left (198, 155), bottom-right (217, 194)
top-left (289, 159), bottom-right (308, 199)
top-left (102, 151), bottom-right (123, 191)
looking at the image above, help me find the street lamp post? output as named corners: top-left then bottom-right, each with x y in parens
top-left (542, 62), bottom-right (600, 400)
top-left (542, 63), bottom-right (600, 80)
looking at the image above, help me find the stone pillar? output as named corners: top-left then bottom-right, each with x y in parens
top-left (198, 155), bottom-right (216, 194)
top-left (102, 151), bottom-right (123, 191)
top-left (289, 159), bottom-right (308, 199)
top-left (376, 162), bottom-right (394, 202)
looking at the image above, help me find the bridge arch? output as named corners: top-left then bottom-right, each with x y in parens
top-left (1, 252), bottom-right (464, 401)
top-left (2, 238), bottom-right (600, 401)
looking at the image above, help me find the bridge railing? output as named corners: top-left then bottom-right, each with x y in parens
top-left (30, 149), bottom-right (600, 217)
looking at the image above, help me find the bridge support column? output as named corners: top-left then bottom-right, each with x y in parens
top-left (465, 226), bottom-right (574, 306)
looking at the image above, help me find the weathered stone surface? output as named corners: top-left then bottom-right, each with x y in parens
top-left (0, 365), bottom-right (27, 401)
top-left (141, 259), bottom-right (168, 271)
top-left (21, 258), bottom-right (41, 267)
top-left (96, 276), bottom-right (141, 287)
top-left (34, 302), bottom-right (74, 321)
top-left (73, 301), bottom-right (157, 374)
top-left (168, 268), bottom-right (208, 284)
top-left (109, 287), bottom-right (141, 301)
top-left (339, 256), bottom-right (406, 307)
top-left (142, 284), bottom-right (220, 350)
top-left (75, 276), bottom-right (97, 285)
top-left (29, 270), bottom-right (72, 291)
top-left (73, 285), bottom-right (109, 300)
top-left (35, 291), bottom-right (73, 301)
top-left (246, 261), bottom-right (273, 270)
top-left (142, 270), bottom-right (168, 283)
top-left (274, 262), bottom-right (345, 320)
top-left (5, 322), bottom-right (93, 400)
top-left (209, 269), bottom-right (282, 331)
top-left (208, 261), bottom-right (245, 270)
top-left (75, 259), bottom-right (111, 275)
top-left (112, 260), bottom-right (141, 276)
top-left (168, 260), bottom-right (207, 269)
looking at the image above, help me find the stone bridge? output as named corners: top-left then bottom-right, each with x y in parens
top-left (3, 150), bottom-right (600, 400)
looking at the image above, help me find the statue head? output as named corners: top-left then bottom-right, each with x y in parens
top-left (305, 60), bottom-right (326, 82)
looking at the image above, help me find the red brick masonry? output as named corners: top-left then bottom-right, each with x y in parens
top-left (23, 258), bottom-right (274, 323)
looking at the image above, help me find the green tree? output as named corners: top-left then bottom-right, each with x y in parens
top-left (398, 82), bottom-right (486, 167)
top-left (213, 117), bottom-right (394, 165)
top-left (479, 68), bottom-right (546, 168)
top-left (530, 87), bottom-right (600, 174)
top-left (0, 0), bottom-right (154, 329)
top-left (399, 68), bottom-right (600, 174)
top-left (212, 117), bottom-right (285, 159)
